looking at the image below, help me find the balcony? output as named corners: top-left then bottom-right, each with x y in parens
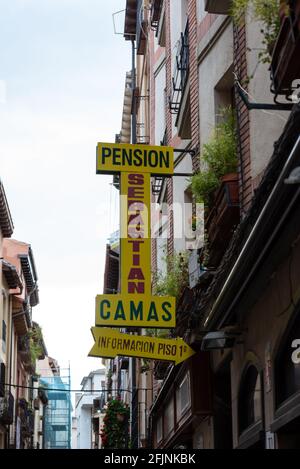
top-left (18, 398), bottom-right (34, 436)
top-left (169, 22), bottom-right (189, 114)
top-left (0, 392), bottom-right (14, 425)
top-left (270, 2), bottom-right (300, 99)
top-left (205, 0), bottom-right (231, 14)
top-left (206, 173), bottom-right (240, 267)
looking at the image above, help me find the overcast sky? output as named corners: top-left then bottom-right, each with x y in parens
top-left (0, 0), bottom-right (129, 403)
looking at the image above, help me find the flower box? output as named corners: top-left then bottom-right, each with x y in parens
top-left (206, 173), bottom-right (240, 267)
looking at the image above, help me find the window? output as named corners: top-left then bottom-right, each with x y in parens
top-left (176, 372), bottom-right (191, 421)
top-left (214, 65), bottom-right (235, 126)
top-left (0, 363), bottom-right (5, 397)
top-left (238, 365), bottom-right (263, 434)
top-left (156, 415), bottom-right (163, 443)
top-left (2, 320), bottom-right (6, 353)
top-left (164, 399), bottom-right (174, 437)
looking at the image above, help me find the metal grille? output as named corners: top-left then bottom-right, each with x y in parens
top-left (169, 21), bottom-right (189, 114)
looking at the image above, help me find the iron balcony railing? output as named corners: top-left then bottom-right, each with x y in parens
top-left (0, 391), bottom-right (14, 425)
top-left (169, 21), bottom-right (189, 114)
top-left (152, 129), bottom-right (167, 197)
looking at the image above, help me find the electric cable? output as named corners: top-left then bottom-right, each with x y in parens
top-left (3, 382), bottom-right (153, 393)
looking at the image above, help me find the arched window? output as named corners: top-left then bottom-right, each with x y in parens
top-left (238, 364), bottom-right (263, 434)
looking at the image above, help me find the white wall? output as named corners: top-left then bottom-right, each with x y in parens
top-left (78, 407), bottom-right (92, 449)
top-left (75, 370), bottom-right (106, 449)
top-left (198, 22), bottom-right (234, 150)
top-left (197, 0), bottom-right (206, 22)
top-left (246, 15), bottom-right (287, 180)
top-left (71, 417), bottom-right (77, 449)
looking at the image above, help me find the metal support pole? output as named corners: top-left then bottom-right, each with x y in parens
top-left (130, 36), bottom-right (139, 450)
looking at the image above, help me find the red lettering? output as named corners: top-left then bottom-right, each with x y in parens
top-left (128, 174), bottom-right (144, 185)
top-left (128, 240), bottom-right (144, 252)
top-left (133, 254), bottom-right (140, 266)
top-left (128, 187), bottom-right (144, 199)
top-left (128, 268), bottom-right (145, 280)
top-left (128, 282), bottom-right (145, 294)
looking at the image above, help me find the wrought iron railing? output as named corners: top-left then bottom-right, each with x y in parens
top-left (169, 21), bottom-right (189, 114)
top-left (0, 391), bottom-right (14, 425)
top-left (152, 129), bottom-right (167, 197)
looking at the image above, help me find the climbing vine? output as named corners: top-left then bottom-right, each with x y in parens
top-left (100, 397), bottom-right (130, 449)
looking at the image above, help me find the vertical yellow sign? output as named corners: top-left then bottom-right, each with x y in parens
top-left (120, 172), bottom-right (151, 296)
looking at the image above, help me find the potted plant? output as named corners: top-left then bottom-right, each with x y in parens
top-left (153, 252), bottom-right (189, 303)
top-left (191, 107), bottom-right (238, 209)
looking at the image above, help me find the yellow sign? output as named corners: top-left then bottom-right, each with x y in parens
top-left (89, 328), bottom-right (196, 365)
top-left (93, 170), bottom-right (176, 328)
top-left (120, 172), bottom-right (151, 295)
top-left (95, 295), bottom-right (176, 328)
top-left (90, 142), bottom-right (185, 357)
top-left (96, 142), bottom-right (174, 175)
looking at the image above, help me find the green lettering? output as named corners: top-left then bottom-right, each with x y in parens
top-left (130, 301), bottom-right (143, 320)
top-left (100, 300), bottom-right (110, 320)
top-left (161, 301), bottom-right (172, 321)
top-left (147, 302), bottom-right (159, 322)
top-left (114, 301), bottom-right (126, 320)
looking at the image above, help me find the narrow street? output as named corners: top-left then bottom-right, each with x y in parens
top-left (1, 0), bottom-right (300, 453)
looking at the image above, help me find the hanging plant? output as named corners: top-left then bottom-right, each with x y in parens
top-left (230, 0), bottom-right (288, 63)
top-left (153, 252), bottom-right (189, 302)
top-left (100, 397), bottom-right (130, 449)
top-left (191, 107), bottom-right (237, 207)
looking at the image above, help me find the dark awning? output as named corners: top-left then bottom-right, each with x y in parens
top-left (2, 260), bottom-right (22, 290)
top-left (103, 244), bottom-right (119, 294)
top-left (19, 252), bottom-right (39, 306)
top-left (124, 0), bottom-right (137, 40)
